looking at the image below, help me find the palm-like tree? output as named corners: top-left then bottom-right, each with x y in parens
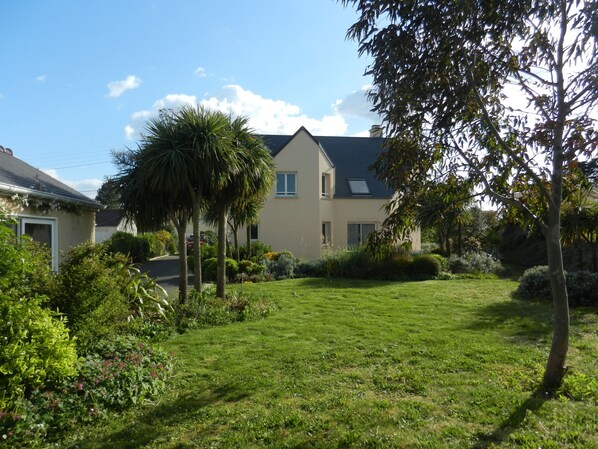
top-left (113, 110), bottom-right (196, 302)
top-left (206, 116), bottom-right (274, 298)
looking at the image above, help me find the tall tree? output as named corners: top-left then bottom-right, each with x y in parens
top-left (112, 112), bottom-right (194, 303)
top-left (95, 178), bottom-right (120, 208)
top-left (343, 0), bottom-right (597, 389)
top-left (206, 116), bottom-right (274, 298)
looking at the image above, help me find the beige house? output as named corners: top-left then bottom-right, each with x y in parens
top-left (242, 126), bottom-right (420, 260)
top-left (0, 146), bottom-right (102, 270)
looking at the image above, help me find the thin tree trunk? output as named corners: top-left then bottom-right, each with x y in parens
top-left (233, 227), bottom-right (240, 262)
top-left (216, 206), bottom-right (227, 299)
top-left (192, 197), bottom-right (202, 291)
top-left (457, 221), bottom-right (463, 257)
top-left (246, 226), bottom-right (252, 259)
top-left (174, 217), bottom-right (188, 304)
top-left (542, 221), bottom-right (570, 390)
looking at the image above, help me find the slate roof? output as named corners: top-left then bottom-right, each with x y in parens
top-left (95, 209), bottom-right (125, 227)
top-left (0, 150), bottom-right (101, 208)
top-left (261, 128), bottom-right (393, 199)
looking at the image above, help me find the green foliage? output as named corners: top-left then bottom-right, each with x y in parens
top-left (52, 244), bottom-right (131, 351)
top-left (154, 229), bottom-right (176, 254)
top-left (0, 293), bottom-right (78, 411)
top-left (238, 241), bottom-right (272, 262)
top-left (265, 251), bottom-right (298, 280)
top-left (409, 254), bottom-right (442, 278)
top-left (105, 231), bottom-right (150, 262)
top-left (1, 336), bottom-right (171, 448)
top-left (237, 259), bottom-right (265, 276)
top-left (201, 257), bottom-right (239, 282)
top-left (137, 232), bottom-right (163, 258)
top-left (173, 286), bottom-right (274, 333)
top-left (560, 371), bottom-right (598, 403)
top-left (0, 218), bottom-right (55, 298)
top-left (447, 252), bottom-right (503, 275)
top-left (517, 266), bottom-right (598, 308)
top-left (201, 243), bottom-right (217, 261)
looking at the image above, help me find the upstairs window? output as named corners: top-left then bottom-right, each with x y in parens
top-left (276, 172), bottom-right (297, 197)
top-left (321, 173), bottom-right (331, 198)
top-left (348, 179), bottom-right (370, 195)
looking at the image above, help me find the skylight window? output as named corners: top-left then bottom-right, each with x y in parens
top-left (348, 179), bottom-right (370, 195)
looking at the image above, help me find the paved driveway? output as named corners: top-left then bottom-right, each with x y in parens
top-left (140, 255), bottom-right (193, 297)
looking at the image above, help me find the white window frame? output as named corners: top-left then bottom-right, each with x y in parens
top-left (347, 222), bottom-right (376, 247)
top-left (19, 216), bottom-right (58, 271)
top-left (321, 173), bottom-right (331, 199)
top-left (276, 172), bottom-right (297, 197)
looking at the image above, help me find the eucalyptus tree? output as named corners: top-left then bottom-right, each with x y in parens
top-left (343, 0), bottom-right (597, 389)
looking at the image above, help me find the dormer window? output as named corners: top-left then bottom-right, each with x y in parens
top-left (348, 179), bottom-right (370, 195)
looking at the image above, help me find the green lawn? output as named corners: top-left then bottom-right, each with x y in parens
top-left (62, 278), bottom-right (598, 448)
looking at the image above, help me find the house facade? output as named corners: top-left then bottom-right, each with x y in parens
top-left (242, 127), bottom-right (420, 260)
top-left (0, 146), bottom-right (102, 269)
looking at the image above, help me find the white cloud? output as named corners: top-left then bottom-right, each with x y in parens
top-left (36, 75), bottom-right (47, 82)
top-left (40, 169), bottom-right (103, 199)
top-left (124, 125), bottom-right (136, 139)
top-left (199, 85), bottom-right (348, 135)
top-left (107, 75), bottom-right (142, 98)
top-left (333, 85), bottom-right (380, 122)
top-left (194, 67), bottom-right (207, 77)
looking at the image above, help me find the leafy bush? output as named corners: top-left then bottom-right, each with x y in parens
top-left (296, 259), bottom-right (326, 278)
top-left (0, 218), bottom-right (55, 298)
top-left (516, 266), bottom-right (598, 307)
top-left (154, 229), bottom-right (176, 254)
top-left (200, 243), bottom-right (217, 261)
top-left (105, 231), bottom-right (150, 262)
top-left (137, 233), bottom-right (164, 258)
top-left (174, 287), bottom-right (274, 332)
top-left (201, 257), bottom-right (239, 282)
top-left (1, 336), bottom-right (171, 448)
top-left (447, 252), bottom-right (503, 275)
top-left (410, 254), bottom-right (442, 278)
top-left (0, 293), bottom-right (78, 412)
top-left (237, 259), bottom-right (266, 276)
top-left (52, 244), bottom-right (131, 351)
top-left (265, 251), bottom-right (298, 279)
top-left (238, 241), bottom-right (272, 262)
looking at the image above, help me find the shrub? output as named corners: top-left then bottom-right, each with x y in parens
top-left (516, 266), bottom-right (598, 307)
top-left (174, 287), bottom-right (274, 332)
top-left (106, 231), bottom-right (150, 262)
top-left (0, 293), bottom-right (78, 412)
top-left (201, 243), bottom-right (217, 262)
top-left (137, 233), bottom-right (164, 258)
top-left (201, 257), bottom-right (239, 282)
top-left (410, 254), bottom-right (442, 278)
top-left (154, 229), bottom-right (176, 254)
top-left (265, 251), bottom-right (298, 279)
top-left (296, 259), bottom-right (326, 278)
top-left (1, 337), bottom-right (172, 448)
top-left (238, 259), bottom-right (266, 276)
top-left (239, 241), bottom-right (272, 262)
top-left (447, 252), bottom-right (502, 275)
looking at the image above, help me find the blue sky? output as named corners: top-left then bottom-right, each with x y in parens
top-left (0, 1), bottom-right (377, 198)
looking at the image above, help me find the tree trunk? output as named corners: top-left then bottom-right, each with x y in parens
top-left (192, 197), bottom-right (202, 292)
top-left (216, 206), bottom-right (227, 299)
top-left (542, 221), bottom-right (570, 390)
top-left (233, 226), bottom-right (240, 262)
top-left (175, 218), bottom-right (188, 304)
top-left (457, 221), bottom-right (463, 257)
top-left (246, 226), bottom-right (252, 259)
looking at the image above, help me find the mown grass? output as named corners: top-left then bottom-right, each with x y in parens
top-left (61, 278), bottom-right (598, 448)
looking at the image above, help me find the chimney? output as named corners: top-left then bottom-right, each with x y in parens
top-left (0, 145), bottom-right (13, 156)
top-left (369, 125), bottom-right (383, 138)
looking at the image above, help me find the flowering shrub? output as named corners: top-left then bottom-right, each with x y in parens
top-left (447, 252), bottom-right (503, 275)
top-left (0, 336), bottom-right (172, 448)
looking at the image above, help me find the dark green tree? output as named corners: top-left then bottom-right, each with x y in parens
top-left (343, 0), bottom-right (597, 389)
top-left (95, 178), bottom-right (120, 208)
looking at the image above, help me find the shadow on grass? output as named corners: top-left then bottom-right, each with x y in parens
top-left (66, 383), bottom-right (248, 449)
top-left (293, 276), bottom-right (403, 289)
top-left (463, 299), bottom-right (553, 342)
top-left (471, 387), bottom-right (550, 448)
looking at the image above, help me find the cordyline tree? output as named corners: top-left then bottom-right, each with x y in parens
top-left (343, 0), bottom-right (597, 389)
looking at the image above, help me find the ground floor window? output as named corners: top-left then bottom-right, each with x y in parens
top-left (249, 223), bottom-right (259, 241)
top-left (19, 216), bottom-right (58, 270)
top-left (347, 223), bottom-right (375, 247)
top-left (322, 221), bottom-right (331, 246)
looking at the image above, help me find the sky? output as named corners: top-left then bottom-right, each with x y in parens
top-left (0, 1), bottom-right (378, 199)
